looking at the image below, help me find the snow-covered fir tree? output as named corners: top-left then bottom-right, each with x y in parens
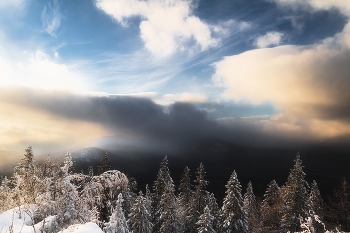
top-left (152, 156), bottom-right (173, 232)
top-left (220, 170), bottom-right (247, 233)
top-left (104, 193), bottom-right (130, 233)
top-left (178, 166), bottom-right (192, 232)
top-left (207, 193), bottom-right (221, 232)
top-left (197, 205), bottom-right (216, 233)
top-left (61, 152), bottom-right (74, 175)
top-left (121, 188), bottom-right (136, 222)
top-left (56, 176), bottom-right (82, 228)
top-left (326, 178), bottom-right (350, 231)
top-left (310, 180), bottom-right (323, 219)
top-left (188, 163), bottom-right (209, 233)
top-left (152, 156), bottom-right (172, 206)
top-left (260, 179), bottom-right (282, 232)
top-left (128, 191), bottom-right (153, 233)
top-left (280, 152), bottom-right (312, 233)
top-left (13, 146), bottom-right (38, 204)
top-left (98, 152), bottom-right (111, 175)
top-left (144, 184), bottom-right (153, 220)
top-left (0, 176), bottom-right (12, 212)
top-left (158, 180), bottom-right (181, 233)
top-left (89, 166), bottom-right (94, 177)
top-left (81, 170), bottom-right (129, 222)
top-left (35, 177), bottom-right (55, 221)
top-left (243, 181), bottom-right (260, 233)
top-left (309, 180), bottom-right (325, 232)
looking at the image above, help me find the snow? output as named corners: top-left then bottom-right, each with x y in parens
top-left (58, 222), bottom-right (103, 233)
top-left (0, 205), bottom-right (36, 233)
top-left (0, 206), bottom-right (103, 233)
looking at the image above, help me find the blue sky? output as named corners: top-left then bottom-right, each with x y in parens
top-left (0, 0), bottom-right (350, 158)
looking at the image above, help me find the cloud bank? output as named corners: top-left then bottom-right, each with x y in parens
top-left (212, 0), bottom-right (350, 142)
top-left (1, 87), bottom-right (347, 158)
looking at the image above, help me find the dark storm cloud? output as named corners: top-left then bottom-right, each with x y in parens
top-left (1, 83), bottom-right (350, 151)
top-left (0, 88), bottom-right (221, 144)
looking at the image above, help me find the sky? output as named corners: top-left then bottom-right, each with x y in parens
top-left (0, 0), bottom-right (350, 162)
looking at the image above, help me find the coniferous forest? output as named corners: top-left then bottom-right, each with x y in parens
top-left (1, 146), bottom-right (350, 233)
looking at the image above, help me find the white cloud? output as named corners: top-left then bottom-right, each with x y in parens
top-left (95, 0), bottom-right (219, 57)
top-left (0, 50), bottom-right (88, 92)
top-left (41, 0), bottom-right (61, 37)
top-left (255, 32), bottom-right (283, 48)
top-left (212, 25), bottom-right (350, 139)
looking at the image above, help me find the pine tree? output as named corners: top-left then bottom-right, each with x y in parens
top-left (83, 170), bottom-right (129, 222)
top-left (62, 152), bottom-right (74, 175)
top-left (144, 184), bottom-right (153, 221)
top-left (260, 180), bottom-right (282, 232)
top-left (207, 193), bottom-right (221, 232)
top-left (35, 177), bottom-right (55, 221)
top-left (104, 193), bottom-right (130, 233)
top-left (188, 163), bottom-right (209, 233)
top-left (158, 180), bottom-right (181, 233)
top-left (310, 180), bottom-right (323, 219)
top-left (309, 180), bottom-right (324, 232)
top-left (197, 205), bottom-right (216, 233)
top-left (220, 170), bottom-right (247, 233)
top-left (13, 146), bottom-right (37, 203)
top-left (178, 166), bottom-right (192, 232)
top-left (326, 178), bottom-right (350, 231)
top-left (0, 176), bottom-right (12, 212)
top-left (56, 176), bottom-right (81, 228)
top-left (128, 191), bottom-right (153, 233)
top-left (88, 166), bottom-right (94, 177)
top-left (153, 156), bottom-right (172, 206)
top-left (152, 156), bottom-right (173, 232)
top-left (243, 181), bottom-right (259, 232)
top-left (98, 152), bottom-right (111, 175)
top-left (280, 152), bottom-right (312, 233)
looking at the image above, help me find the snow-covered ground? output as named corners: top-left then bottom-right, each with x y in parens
top-left (0, 206), bottom-right (103, 233)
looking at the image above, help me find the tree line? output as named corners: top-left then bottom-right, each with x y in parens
top-left (0, 146), bottom-right (350, 232)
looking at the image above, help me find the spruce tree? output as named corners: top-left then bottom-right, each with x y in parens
top-left (128, 191), bottom-right (153, 233)
top-left (152, 156), bottom-right (173, 232)
top-left (309, 180), bottom-right (324, 232)
top-left (62, 152), bottom-right (74, 175)
top-left (197, 205), bottom-right (216, 233)
top-left (260, 180), bottom-right (282, 232)
top-left (326, 178), bottom-right (350, 231)
top-left (280, 153), bottom-right (312, 233)
top-left (178, 166), bottom-right (192, 232)
top-left (98, 152), bottom-right (111, 175)
top-left (243, 181), bottom-right (259, 232)
top-left (88, 166), bottom-right (94, 177)
top-left (220, 170), bottom-right (247, 233)
top-left (153, 156), bottom-right (172, 207)
top-left (158, 181), bottom-right (181, 233)
top-left (207, 193), bottom-right (221, 232)
top-left (0, 176), bottom-right (12, 212)
top-left (144, 184), bottom-right (153, 220)
top-left (104, 193), bottom-right (130, 233)
top-left (56, 176), bottom-right (81, 228)
top-left (188, 163), bottom-right (209, 232)
top-left (310, 180), bottom-right (323, 219)
top-left (34, 177), bottom-right (55, 221)
top-left (13, 146), bottom-right (37, 203)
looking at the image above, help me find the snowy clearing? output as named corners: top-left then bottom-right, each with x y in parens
top-left (0, 206), bottom-right (102, 233)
